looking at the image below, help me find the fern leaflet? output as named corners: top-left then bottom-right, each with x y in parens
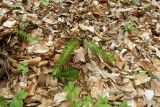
top-left (84, 40), bottom-right (115, 63)
top-left (14, 22), bottom-right (36, 42)
top-left (14, 28), bottom-right (36, 42)
top-left (60, 67), bottom-right (79, 82)
top-left (52, 39), bottom-right (79, 77)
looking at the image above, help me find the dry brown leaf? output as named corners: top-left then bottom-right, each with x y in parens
top-left (134, 74), bottom-right (151, 86)
top-left (151, 79), bottom-right (160, 97)
top-left (27, 82), bottom-right (38, 96)
top-left (78, 24), bottom-right (95, 33)
top-left (25, 94), bottom-right (42, 104)
top-left (115, 52), bottom-right (124, 70)
top-left (38, 71), bottom-right (46, 87)
top-left (27, 43), bottom-right (50, 54)
top-left (138, 58), bottom-right (155, 70)
top-left (73, 47), bottom-right (85, 63)
top-left (38, 97), bottom-right (53, 107)
top-left (88, 76), bottom-right (109, 99)
top-left (92, 5), bottom-right (104, 16)
top-left (3, 19), bottom-right (16, 28)
top-left (53, 92), bottom-right (66, 106)
top-left (23, 57), bottom-right (41, 66)
top-left (124, 38), bottom-right (136, 50)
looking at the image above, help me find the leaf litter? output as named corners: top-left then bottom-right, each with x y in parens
top-left (0, 0), bottom-right (160, 107)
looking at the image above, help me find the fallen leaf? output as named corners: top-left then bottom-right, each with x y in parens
top-left (151, 79), bottom-right (160, 97)
top-left (140, 31), bottom-right (151, 42)
top-left (92, 5), bottom-right (104, 16)
top-left (88, 76), bottom-right (109, 99)
top-left (115, 52), bottom-right (124, 70)
top-left (138, 58), bottom-right (155, 70)
top-left (73, 47), bottom-right (85, 63)
top-left (53, 92), bottom-right (66, 105)
top-left (155, 48), bottom-right (160, 59)
top-left (27, 82), bottom-right (38, 96)
top-left (124, 38), bottom-right (136, 50)
top-left (3, 20), bottom-right (16, 28)
top-left (27, 43), bottom-right (50, 54)
top-left (155, 23), bottom-right (160, 34)
top-left (134, 74), bottom-right (151, 86)
top-left (38, 71), bottom-right (46, 87)
top-left (78, 24), bottom-right (95, 33)
top-left (23, 57), bottom-right (41, 66)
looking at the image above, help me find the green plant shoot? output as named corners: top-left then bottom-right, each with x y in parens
top-left (60, 67), bottom-right (79, 82)
top-left (17, 62), bottom-right (29, 74)
top-left (95, 96), bottom-right (112, 107)
top-left (64, 82), bottom-right (81, 102)
top-left (10, 90), bottom-right (28, 107)
top-left (122, 23), bottom-right (135, 32)
top-left (41, 0), bottom-right (50, 6)
top-left (82, 96), bottom-right (93, 107)
top-left (84, 40), bottom-right (115, 63)
top-left (0, 96), bottom-right (8, 107)
top-left (52, 39), bottom-right (79, 77)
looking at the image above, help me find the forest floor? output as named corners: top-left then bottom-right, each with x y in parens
top-left (0, 0), bottom-right (160, 107)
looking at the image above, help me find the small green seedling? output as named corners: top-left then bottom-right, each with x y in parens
top-left (122, 23), bottom-right (135, 32)
top-left (95, 96), bottom-right (112, 107)
top-left (119, 101), bottom-right (129, 107)
top-left (117, 0), bottom-right (124, 2)
top-left (84, 40), bottom-right (115, 63)
top-left (17, 62), bottom-right (29, 74)
top-left (60, 67), bottom-right (79, 82)
top-left (0, 96), bottom-right (8, 107)
top-left (52, 39), bottom-right (79, 77)
top-left (70, 100), bottom-right (83, 107)
top-left (64, 82), bottom-right (130, 107)
top-left (127, 15), bottom-right (136, 20)
top-left (129, 0), bottom-right (140, 3)
top-left (140, 4), bottom-right (150, 10)
top-left (64, 82), bottom-right (81, 102)
top-left (13, 2), bottom-right (22, 9)
top-left (82, 96), bottom-right (94, 107)
top-left (10, 90), bottom-right (28, 107)
top-left (14, 22), bottom-right (36, 42)
top-left (41, 0), bottom-right (50, 6)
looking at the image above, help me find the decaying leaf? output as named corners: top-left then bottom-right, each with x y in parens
top-left (73, 47), bottom-right (85, 63)
top-left (53, 92), bottom-right (66, 105)
top-left (138, 58), bottom-right (155, 71)
top-left (27, 43), bottom-right (50, 54)
top-left (3, 19), bottom-right (16, 28)
top-left (88, 76), bottom-right (109, 99)
top-left (134, 74), bottom-right (151, 86)
top-left (115, 52), bottom-right (124, 70)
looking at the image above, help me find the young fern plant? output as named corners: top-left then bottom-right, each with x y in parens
top-left (60, 67), bottom-right (80, 82)
top-left (84, 40), bottom-right (115, 63)
top-left (52, 39), bottom-right (79, 78)
top-left (13, 22), bottom-right (36, 42)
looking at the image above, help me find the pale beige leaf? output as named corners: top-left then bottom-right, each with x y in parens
top-left (73, 47), bottom-right (85, 62)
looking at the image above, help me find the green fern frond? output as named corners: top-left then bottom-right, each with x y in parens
top-left (84, 40), bottom-right (115, 63)
top-left (52, 39), bottom-right (79, 77)
top-left (60, 67), bottom-right (79, 82)
top-left (19, 22), bottom-right (29, 31)
top-left (13, 22), bottom-right (36, 42)
top-left (14, 28), bottom-right (36, 42)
